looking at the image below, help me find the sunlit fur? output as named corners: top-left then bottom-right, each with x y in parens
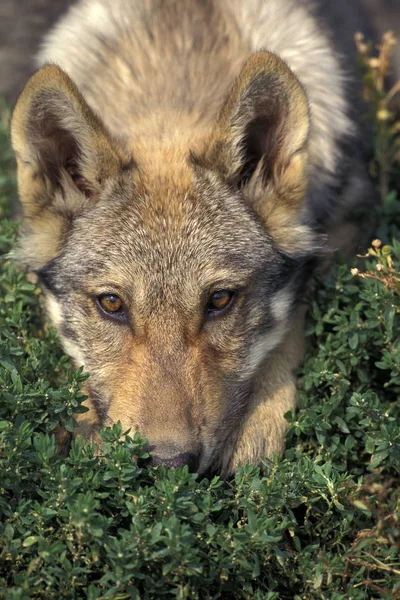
top-left (11, 0), bottom-right (375, 475)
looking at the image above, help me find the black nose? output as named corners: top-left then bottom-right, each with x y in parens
top-left (140, 445), bottom-right (200, 472)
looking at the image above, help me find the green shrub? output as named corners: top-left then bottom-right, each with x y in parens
top-left (1, 44), bottom-right (400, 598)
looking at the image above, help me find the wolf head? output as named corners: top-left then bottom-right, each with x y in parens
top-left (11, 52), bottom-right (317, 475)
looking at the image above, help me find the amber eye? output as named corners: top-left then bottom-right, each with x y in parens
top-left (206, 290), bottom-right (236, 316)
top-left (97, 294), bottom-right (124, 315)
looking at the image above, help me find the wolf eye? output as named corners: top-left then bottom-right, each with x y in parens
top-left (206, 290), bottom-right (236, 316)
top-left (97, 294), bottom-right (124, 316)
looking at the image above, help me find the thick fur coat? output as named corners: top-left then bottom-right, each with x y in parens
top-left (11, 0), bottom-right (376, 475)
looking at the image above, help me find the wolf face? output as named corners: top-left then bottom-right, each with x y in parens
top-left (11, 51), bottom-right (318, 474)
top-left (38, 165), bottom-right (307, 474)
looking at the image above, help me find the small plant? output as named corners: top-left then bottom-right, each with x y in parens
top-left (0, 101), bottom-right (16, 220)
top-left (355, 31), bottom-right (400, 203)
top-left (352, 239), bottom-right (400, 296)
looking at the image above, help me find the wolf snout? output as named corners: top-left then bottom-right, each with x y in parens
top-left (141, 444), bottom-right (200, 472)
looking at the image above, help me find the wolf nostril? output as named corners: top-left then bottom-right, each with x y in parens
top-left (144, 451), bottom-right (199, 472)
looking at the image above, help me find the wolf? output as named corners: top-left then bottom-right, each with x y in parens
top-left (11, 0), bottom-right (376, 476)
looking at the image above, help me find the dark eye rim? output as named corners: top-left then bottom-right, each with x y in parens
top-left (206, 289), bottom-right (237, 318)
top-left (95, 293), bottom-right (127, 322)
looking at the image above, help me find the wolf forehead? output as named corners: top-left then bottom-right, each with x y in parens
top-left (42, 160), bottom-right (297, 290)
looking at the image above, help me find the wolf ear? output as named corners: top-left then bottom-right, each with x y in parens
top-left (203, 52), bottom-right (311, 251)
top-left (11, 65), bottom-right (126, 267)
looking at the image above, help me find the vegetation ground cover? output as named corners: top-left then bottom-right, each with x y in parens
top-left (0, 39), bottom-right (399, 599)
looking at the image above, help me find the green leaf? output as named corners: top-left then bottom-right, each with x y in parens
top-left (349, 332), bottom-right (359, 350)
top-left (22, 536), bottom-right (39, 547)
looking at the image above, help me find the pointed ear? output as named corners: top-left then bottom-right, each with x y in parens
top-left (11, 65), bottom-right (128, 268)
top-left (201, 52), bottom-right (312, 252)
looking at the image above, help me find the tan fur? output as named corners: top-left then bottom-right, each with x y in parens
top-left (11, 0), bottom-right (375, 474)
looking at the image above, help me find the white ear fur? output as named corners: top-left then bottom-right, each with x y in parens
top-left (201, 51), bottom-right (314, 254)
top-left (11, 64), bottom-right (125, 216)
top-left (11, 65), bottom-right (128, 269)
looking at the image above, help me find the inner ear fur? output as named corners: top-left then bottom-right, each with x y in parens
top-left (202, 51), bottom-right (312, 252)
top-left (11, 65), bottom-right (127, 268)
